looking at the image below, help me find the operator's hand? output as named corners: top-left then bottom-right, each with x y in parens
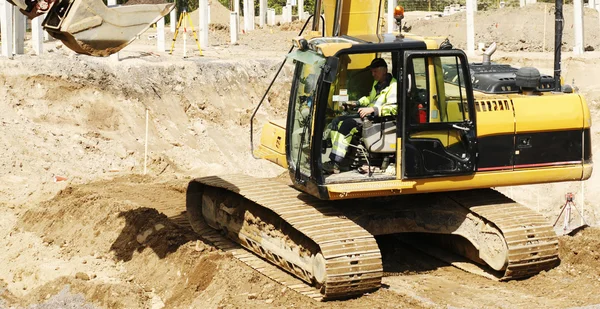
top-left (342, 101), bottom-right (358, 111)
top-left (358, 107), bottom-right (375, 118)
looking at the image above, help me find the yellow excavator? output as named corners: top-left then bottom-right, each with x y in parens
top-left (186, 0), bottom-right (592, 301)
top-left (8, 0), bottom-right (173, 56)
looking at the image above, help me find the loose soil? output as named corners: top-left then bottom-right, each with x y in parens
top-left (1, 3), bottom-right (600, 308)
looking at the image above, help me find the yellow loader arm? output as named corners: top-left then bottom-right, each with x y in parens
top-left (8, 0), bottom-right (174, 56)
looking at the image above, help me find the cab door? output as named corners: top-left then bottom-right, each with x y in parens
top-left (401, 50), bottom-right (478, 178)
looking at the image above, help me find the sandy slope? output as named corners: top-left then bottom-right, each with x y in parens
top-left (1, 5), bottom-right (600, 309)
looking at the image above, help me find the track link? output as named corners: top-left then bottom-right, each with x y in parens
top-left (187, 175), bottom-right (383, 301)
top-left (448, 189), bottom-right (560, 280)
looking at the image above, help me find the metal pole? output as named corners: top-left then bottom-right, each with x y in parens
top-left (554, 0), bottom-right (564, 90)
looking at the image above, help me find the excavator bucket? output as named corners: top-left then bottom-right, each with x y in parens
top-left (39, 0), bottom-right (174, 56)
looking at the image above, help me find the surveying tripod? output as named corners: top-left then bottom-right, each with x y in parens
top-left (169, 9), bottom-right (203, 56)
top-left (552, 192), bottom-right (586, 233)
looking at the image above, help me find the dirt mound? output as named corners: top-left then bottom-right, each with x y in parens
top-left (558, 227), bottom-right (600, 276)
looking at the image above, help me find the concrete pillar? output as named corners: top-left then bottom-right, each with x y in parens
top-left (1, 0), bottom-right (14, 58)
top-left (573, 0), bottom-right (584, 54)
top-left (108, 0), bottom-right (119, 60)
top-left (31, 14), bottom-right (44, 55)
top-left (267, 8), bottom-right (275, 26)
top-left (298, 0), bottom-right (304, 21)
top-left (285, 5), bottom-right (292, 23)
top-left (170, 8), bottom-right (177, 32)
top-left (466, 0), bottom-right (475, 55)
top-left (259, 0), bottom-right (265, 27)
top-left (13, 6), bottom-right (25, 54)
top-left (157, 17), bottom-right (165, 52)
top-left (230, 12), bottom-right (238, 44)
top-left (199, 0), bottom-right (208, 48)
top-left (234, 0), bottom-right (240, 33)
top-left (243, 0), bottom-right (251, 31)
top-left (387, 0), bottom-right (394, 33)
top-left (249, 0), bottom-right (255, 29)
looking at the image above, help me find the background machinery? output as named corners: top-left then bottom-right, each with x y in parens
top-left (186, 0), bottom-right (592, 300)
top-left (7, 0), bottom-right (173, 56)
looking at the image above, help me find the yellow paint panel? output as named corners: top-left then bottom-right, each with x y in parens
top-left (475, 99), bottom-right (514, 136)
top-left (511, 93), bottom-right (584, 133)
top-left (256, 120), bottom-right (287, 168)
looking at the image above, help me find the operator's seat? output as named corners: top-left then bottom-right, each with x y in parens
top-left (362, 117), bottom-right (396, 153)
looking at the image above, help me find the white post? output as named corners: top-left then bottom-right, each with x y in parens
top-left (31, 14), bottom-right (44, 55)
top-left (243, 0), bottom-right (251, 31)
top-left (298, 0), bottom-right (304, 21)
top-left (285, 5), bottom-right (292, 23)
top-left (108, 0), bottom-right (119, 60)
top-left (1, 0), bottom-right (14, 58)
top-left (466, 0), bottom-right (475, 55)
top-left (234, 0), bottom-right (240, 33)
top-left (259, 0), bottom-right (265, 27)
top-left (387, 0), bottom-right (394, 33)
top-left (573, 0), bottom-right (584, 54)
top-left (170, 8), bottom-right (177, 32)
top-left (543, 4), bottom-right (547, 52)
top-left (230, 12), bottom-right (238, 44)
top-left (520, 0), bottom-right (525, 7)
top-left (157, 17), bottom-right (165, 52)
top-left (199, 0), bottom-right (209, 48)
top-left (13, 7), bottom-right (25, 54)
top-left (144, 108), bottom-right (149, 175)
top-left (249, 0), bottom-right (255, 29)
top-left (267, 8), bottom-right (275, 26)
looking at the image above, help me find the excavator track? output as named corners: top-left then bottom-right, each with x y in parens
top-left (448, 189), bottom-right (559, 280)
top-left (186, 175), bottom-right (383, 301)
top-left (186, 175), bottom-right (559, 300)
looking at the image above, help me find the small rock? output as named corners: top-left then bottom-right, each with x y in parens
top-left (90, 273), bottom-right (97, 279)
top-left (247, 293), bottom-right (258, 300)
top-left (75, 272), bottom-right (90, 281)
top-left (43, 237), bottom-right (54, 245)
top-left (127, 275), bottom-right (135, 282)
top-left (281, 287), bottom-right (287, 294)
top-left (265, 299), bottom-right (273, 304)
top-left (194, 240), bottom-right (205, 252)
top-left (154, 223), bottom-right (165, 231)
top-left (82, 260), bottom-right (87, 264)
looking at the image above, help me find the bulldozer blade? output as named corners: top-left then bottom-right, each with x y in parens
top-left (42, 0), bottom-right (174, 56)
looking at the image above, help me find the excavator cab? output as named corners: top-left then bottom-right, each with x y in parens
top-left (8, 0), bottom-right (174, 56)
top-left (285, 40), bottom-right (478, 198)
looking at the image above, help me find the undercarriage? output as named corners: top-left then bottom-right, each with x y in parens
top-left (186, 175), bottom-right (559, 300)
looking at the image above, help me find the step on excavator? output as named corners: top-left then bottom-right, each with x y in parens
top-left (186, 0), bottom-right (592, 300)
top-left (8, 0), bottom-right (173, 56)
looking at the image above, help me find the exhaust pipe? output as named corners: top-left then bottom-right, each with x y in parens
top-left (482, 42), bottom-right (497, 66)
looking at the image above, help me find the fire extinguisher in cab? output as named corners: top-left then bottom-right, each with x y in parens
top-left (418, 104), bottom-right (427, 123)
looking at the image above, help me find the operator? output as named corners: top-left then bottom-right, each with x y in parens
top-left (324, 58), bottom-right (398, 174)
